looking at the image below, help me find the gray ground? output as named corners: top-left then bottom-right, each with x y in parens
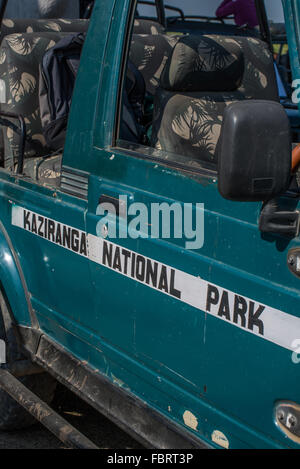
top-left (0, 384), bottom-right (144, 449)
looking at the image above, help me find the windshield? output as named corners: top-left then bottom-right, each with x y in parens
top-left (265, 0), bottom-right (284, 23)
top-left (164, 0), bottom-right (227, 17)
top-left (139, 0), bottom-right (285, 22)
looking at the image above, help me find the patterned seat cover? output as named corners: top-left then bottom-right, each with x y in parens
top-left (129, 33), bottom-right (180, 97)
top-left (1, 18), bottom-right (89, 41)
top-left (0, 32), bottom-right (80, 168)
top-left (151, 34), bottom-right (279, 165)
top-left (133, 19), bottom-right (165, 35)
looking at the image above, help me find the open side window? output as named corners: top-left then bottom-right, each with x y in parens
top-left (114, 0), bottom-right (279, 175)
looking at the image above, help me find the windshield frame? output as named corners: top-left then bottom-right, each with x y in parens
top-left (138, 0), bottom-right (272, 47)
top-left (0, 0), bottom-right (7, 23)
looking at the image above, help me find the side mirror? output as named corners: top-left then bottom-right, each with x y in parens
top-left (218, 100), bottom-right (291, 202)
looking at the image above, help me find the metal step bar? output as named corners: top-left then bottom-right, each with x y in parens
top-left (0, 368), bottom-right (98, 449)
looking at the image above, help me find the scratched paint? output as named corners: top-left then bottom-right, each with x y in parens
top-left (111, 373), bottom-right (125, 387)
top-left (183, 410), bottom-right (198, 430)
top-left (211, 430), bottom-right (229, 449)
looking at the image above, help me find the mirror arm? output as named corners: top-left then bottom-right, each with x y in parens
top-left (259, 197), bottom-right (300, 238)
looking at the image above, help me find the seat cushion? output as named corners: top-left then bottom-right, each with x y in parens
top-left (151, 89), bottom-right (245, 164)
top-left (22, 153), bottom-right (62, 187)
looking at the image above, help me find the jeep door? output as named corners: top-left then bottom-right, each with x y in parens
top-left (82, 0), bottom-right (300, 449)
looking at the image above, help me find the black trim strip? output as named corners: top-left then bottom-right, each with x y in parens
top-left (0, 0), bottom-right (8, 24)
top-left (61, 166), bottom-right (89, 200)
top-left (255, 0), bottom-right (272, 49)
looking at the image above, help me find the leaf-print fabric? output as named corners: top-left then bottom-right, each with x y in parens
top-left (1, 19), bottom-right (89, 41)
top-left (0, 19), bottom-right (88, 168)
top-left (160, 35), bottom-right (244, 92)
top-left (130, 34), bottom-right (180, 97)
top-left (133, 19), bottom-right (165, 35)
top-left (21, 152), bottom-right (62, 187)
top-left (0, 32), bottom-right (71, 167)
top-left (151, 34), bottom-right (279, 165)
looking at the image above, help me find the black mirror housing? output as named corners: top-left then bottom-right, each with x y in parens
top-left (218, 100), bottom-right (291, 202)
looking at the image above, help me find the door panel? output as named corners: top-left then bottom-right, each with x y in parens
top-left (86, 146), bottom-right (300, 448)
top-left (5, 180), bottom-right (93, 337)
top-left (86, 175), bottom-right (140, 355)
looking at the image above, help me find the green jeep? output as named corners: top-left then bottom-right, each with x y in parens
top-left (0, 0), bottom-right (299, 450)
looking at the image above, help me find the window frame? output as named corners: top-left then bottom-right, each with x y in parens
top-left (136, 0), bottom-right (166, 25)
top-left (111, 0), bottom-right (274, 180)
top-left (112, 0), bottom-right (220, 178)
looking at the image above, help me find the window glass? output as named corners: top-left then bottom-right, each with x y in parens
top-left (265, 0), bottom-right (284, 23)
top-left (115, 0), bottom-right (278, 173)
top-left (164, 0), bottom-right (230, 18)
top-left (266, 1), bottom-right (291, 99)
top-left (136, 1), bottom-right (158, 21)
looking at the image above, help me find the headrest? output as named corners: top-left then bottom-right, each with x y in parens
top-left (160, 35), bottom-right (244, 92)
top-left (1, 18), bottom-right (89, 35)
top-left (133, 19), bottom-right (165, 35)
top-left (129, 33), bottom-right (179, 95)
top-left (0, 32), bottom-right (70, 110)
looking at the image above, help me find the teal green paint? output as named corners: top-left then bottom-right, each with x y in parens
top-left (283, 0), bottom-right (300, 110)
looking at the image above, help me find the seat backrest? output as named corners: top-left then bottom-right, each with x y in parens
top-left (151, 34), bottom-right (279, 164)
top-left (129, 33), bottom-right (180, 97)
top-left (1, 18), bottom-right (89, 41)
top-left (39, 32), bottom-right (86, 151)
top-left (120, 61), bottom-right (146, 143)
top-left (133, 19), bottom-right (165, 35)
top-left (0, 32), bottom-right (75, 168)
